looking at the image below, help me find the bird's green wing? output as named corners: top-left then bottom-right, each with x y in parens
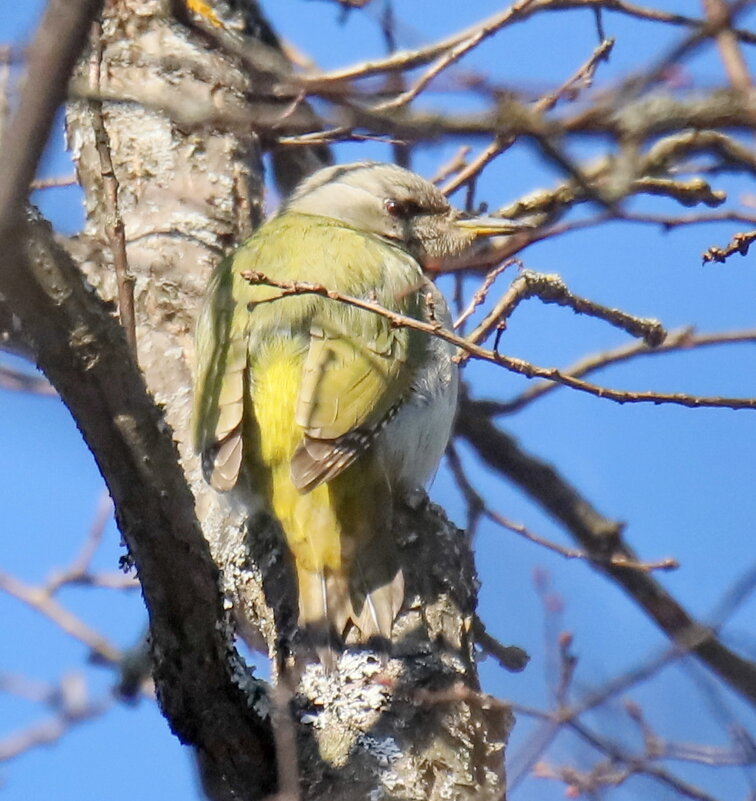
top-left (291, 298), bottom-right (417, 493)
top-left (192, 256), bottom-right (249, 491)
top-left (193, 213), bottom-right (426, 494)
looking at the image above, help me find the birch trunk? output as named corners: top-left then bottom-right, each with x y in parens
top-left (64, 2), bottom-right (511, 797)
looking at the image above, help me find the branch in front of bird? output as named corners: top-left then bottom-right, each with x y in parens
top-left (240, 270), bottom-right (756, 412)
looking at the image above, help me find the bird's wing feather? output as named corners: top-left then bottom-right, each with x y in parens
top-left (193, 214), bottom-right (426, 494)
top-left (291, 307), bottom-right (414, 492)
top-left (192, 256), bottom-right (249, 491)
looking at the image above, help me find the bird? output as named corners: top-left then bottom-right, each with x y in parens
top-left (192, 161), bottom-right (523, 651)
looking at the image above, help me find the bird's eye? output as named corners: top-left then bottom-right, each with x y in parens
top-left (384, 198), bottom-right (421, 219)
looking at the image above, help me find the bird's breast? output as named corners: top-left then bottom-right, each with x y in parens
top-left (376, 287), bottom-right (458, 491)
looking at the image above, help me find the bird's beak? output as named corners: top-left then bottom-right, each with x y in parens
top-left (455, 216), bottom-right (534, 237)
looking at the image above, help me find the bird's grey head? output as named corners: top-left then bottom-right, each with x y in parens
top-left (281, 162), bottom-right (477, 265)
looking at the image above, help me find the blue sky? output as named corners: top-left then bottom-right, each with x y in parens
top-left (1, 2), bottom-right (755, 800)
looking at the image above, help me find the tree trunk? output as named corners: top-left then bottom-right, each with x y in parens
top-left (64, 1), bottom-right (511, 798)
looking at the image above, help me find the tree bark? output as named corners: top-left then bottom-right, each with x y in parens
top-left (58, 1), bottom-right (510, 798)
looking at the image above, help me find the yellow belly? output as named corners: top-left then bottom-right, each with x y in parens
top-left (250, 338), bottom-right (399, 637)
top-left (252, 339), bottom-right (346, 573)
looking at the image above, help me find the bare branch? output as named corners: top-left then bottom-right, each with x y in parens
top-left (442, 35), bottom-right (615, 195)
top-left (371, 0), bottom-right (540, 112)
top-left (296, 0), bottom-right (756, 89)
top-left (0, 569), bottom-right (122, 663)
top-left (243, 270), bottom-right (756, 411)
top-left (461, 270), bottom-right (666, 363)
top-left (0, 674), bottom-right (112, 762)
top-left (69, 78), bottom-right (756, 153)
top-left (702, 0), bottom-right (753, 92)
top-left (296, 0), bottom-right (541, 87)
top-left (478, 327), bottom-right (756, 415)
top-left (0, 363), bottom-right (57, 395)
top-left (0, 0), bottom-right (102, 225)
top-left (456, 399), bottom-right (756, 706)
top-left (87, 21), bottom-right (137, 358)
top-left (702, 229), bottom-right (756, 263)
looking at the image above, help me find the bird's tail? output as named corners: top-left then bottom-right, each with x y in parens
top-left (350, 538), bottom-right (405, 641)
top-left (284, 460), bottom-right (404, 656)
top-left (296, 560), bottom-right (404, 651)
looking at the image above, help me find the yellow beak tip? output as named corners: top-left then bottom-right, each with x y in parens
top-left (456, 217), bottom-right (534, 237)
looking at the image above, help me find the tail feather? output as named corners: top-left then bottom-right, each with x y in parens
top-left (282, 453), bottom-right (403, 661)
top-left (296, 569), bottom-right (344, 668)
top-left (352, 566), bottom-right (404, 641)
top-left (296, 562), bottom-right (404, 648)
top-left (297, 568), bottom-right (351, 634)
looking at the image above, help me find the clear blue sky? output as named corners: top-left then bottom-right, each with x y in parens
top-left (1, 2), bottom-right (755, 800)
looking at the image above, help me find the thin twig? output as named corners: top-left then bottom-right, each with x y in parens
top-left (0, 570), bottom-right (121, 663)
top-left (30, 174), bottom-right (79, 190)
top-left (702, 229), bottom-right (756, 263)
top-left (442, 36), bottom-right (615, 195)
top-left (0, 676), bottom-right (112, 762)
top-left (456, 399), bottom-right (756, 706)
top-left (372, 0), bottom-right (539, 112)
top-left (620, 209), bottom-right (756, 227)
top-left (88, 21), bottom-right (137, 359)
top-left (453, 259), bottom-right (519, 330)
top-left (478, 327), bottom-right (756, 415)
top-left (461, 270), bottom-right (666, 364)
top-left (445, 442), bottom-right (485, 541)
top-left (46, 492), bottom-right (114, 594)
top-left (442, 210), bottom-right (756, 276)
top-left (430, 145), bottom-right (471, 185)
top-left (704, 0), bottom-right (753, 92)
top-left (243, 271), bottom-right (756, 411)
top-left (449, 434), bottom-right (677, 570)
top-left (486, 507), bottom-right (679, 571)
top-left (0, 363), bottom-right (57, 395)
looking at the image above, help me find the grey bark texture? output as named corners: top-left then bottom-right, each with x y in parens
top-left (61, 1), bottom-right (511, 798)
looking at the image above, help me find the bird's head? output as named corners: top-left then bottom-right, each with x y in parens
top-left (281, 162), bottom-right (527, 267)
